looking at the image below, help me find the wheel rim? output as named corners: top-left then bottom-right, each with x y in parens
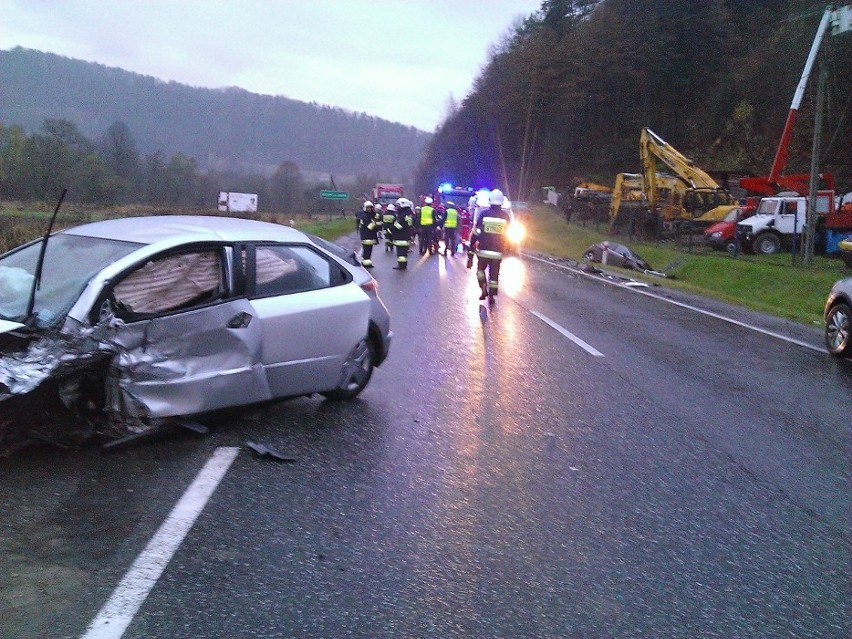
top-left (758, 236), bottom-right (778, 254)
top-left (826, 306), bottom-right (850, 352)
top-left (338, 339), bottom-right (372, 392)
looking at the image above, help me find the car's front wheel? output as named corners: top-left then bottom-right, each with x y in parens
top-left (825, 302), bottom-right (851, 357)
top-left (753, 232), bottom-right (781, 255)
top-left (322, 338), bottom-right (375, 400)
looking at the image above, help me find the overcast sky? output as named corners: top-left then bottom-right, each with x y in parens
top-left (3, 0), bottom-right (544, 132)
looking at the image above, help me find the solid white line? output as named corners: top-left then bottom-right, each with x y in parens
top-left (81, 446), bottom-right (240, 639)
top-left (524, 254), bottom-right (826, 354)
top-left (531, 310), bottom-right (605, 357)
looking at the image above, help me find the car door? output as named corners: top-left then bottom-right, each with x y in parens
top-left (98, 245), bottom-right (270, 419)
top-left (244, 243), bottom-right (369, 398)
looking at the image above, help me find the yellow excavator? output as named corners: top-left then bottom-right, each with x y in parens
top-left (640, 128), bottom-right (736, 226)
top-left (608, 171), bottom-right (687, 232)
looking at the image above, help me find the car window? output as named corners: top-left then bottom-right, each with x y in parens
top-left (252, 245), bottom-right (347, 297)
top-left (110, 249), bottom-right (224, 318)
top-left (0, 234), bottom-right (142, 326)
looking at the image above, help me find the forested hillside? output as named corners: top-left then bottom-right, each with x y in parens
top-left (415, 0), bottom-right (852, 198)
top-left (0, 47), bottom-right (429, 180)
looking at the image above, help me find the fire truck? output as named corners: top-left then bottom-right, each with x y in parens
top-left (372, 184), bottom-right (405, 209)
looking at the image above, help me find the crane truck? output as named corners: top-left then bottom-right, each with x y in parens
top-left (735, 5), bottom-right (852, 255)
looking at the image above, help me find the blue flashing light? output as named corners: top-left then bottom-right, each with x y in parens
top-left (438, 182), bottom-right (453, 193)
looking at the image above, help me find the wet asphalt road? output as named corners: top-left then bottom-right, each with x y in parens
top-left (1, 242), bottom-right (850, 638)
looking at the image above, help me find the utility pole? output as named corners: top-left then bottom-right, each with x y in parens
top-left (804, 59), bottom-right (827, 265)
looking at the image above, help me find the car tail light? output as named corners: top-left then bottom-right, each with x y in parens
top-left (360, 278), bottom-right (378, 293)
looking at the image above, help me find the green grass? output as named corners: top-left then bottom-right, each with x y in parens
top-left (523, 205), bottom-right (849, 325)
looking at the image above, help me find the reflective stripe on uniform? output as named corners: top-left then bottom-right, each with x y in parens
top-left (476, 249), bottom-right (503, 259)
top-left (393, 240), bottom-right (410, 247)
top-left (397, 255), bottom-right (408, 263)
top-left (361, 239), bottom-right (377, 245)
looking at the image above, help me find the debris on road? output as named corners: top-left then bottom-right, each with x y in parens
top-left (245, 441), bottom-right (297, 462)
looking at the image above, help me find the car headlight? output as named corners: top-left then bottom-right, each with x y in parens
top-left (506, 222), bottom-right (526, 244)
top-left (708, 231), bottom-right (722, 239)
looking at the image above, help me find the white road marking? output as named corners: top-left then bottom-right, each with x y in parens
top-left (81, 446), bottom-right (240, 639)
top-left (524, 254), bottom-right (826, 354)
top-left (531, 310), bottom-right (605, 357)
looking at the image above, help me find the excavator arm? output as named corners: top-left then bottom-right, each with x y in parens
top-left (640, 128), bottom-right (734, 217)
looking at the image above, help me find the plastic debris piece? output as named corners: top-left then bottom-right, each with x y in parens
top-left (245, 441), bottom-right (296, 462)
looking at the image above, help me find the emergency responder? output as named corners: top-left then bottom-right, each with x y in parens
top-left (357, 201), bottom-right (381, 267)
top-left (468, 189), bottom-right (512, 304)
top-left (392, 198), bottom-right (414, 269)
top-left (442, 201), bottom-right (459, 256)
top-left (419, 196), bottom-right (436, 255)
top-left (382, 203), bottom-right (397, 252)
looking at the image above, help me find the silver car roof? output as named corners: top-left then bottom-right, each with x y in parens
top-left (62, 215), bottom-right (306, 245)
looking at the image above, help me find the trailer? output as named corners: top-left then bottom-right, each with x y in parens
top-left (218, 192), bottom-right (258, 213)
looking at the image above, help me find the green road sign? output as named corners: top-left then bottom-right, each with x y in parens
top-left (320, 190), bottom-right (349, 200)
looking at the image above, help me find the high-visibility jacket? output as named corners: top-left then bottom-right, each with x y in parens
top-left (420, 205), bottom-right (434, 226)
top-left (444, 207), bottom-right (458, 228)
top-left (471, 206), bottom-right (511, 259)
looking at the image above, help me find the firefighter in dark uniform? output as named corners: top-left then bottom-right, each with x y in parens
top-left (468, 189), bottom-right (512, 304)
top-left (382, 203), bottom-right (397, 252)
top-left (357, 201), bottom-right (381, 268)
top-left (392, 198), bottom-right (414, 269)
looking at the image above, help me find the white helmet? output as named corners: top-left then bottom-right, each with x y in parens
top-left (488, 189), bottom-right (504, 206)
top-left (397, 198), bottom-right (412, 209)
top-left (363, 200), bottom-right (374, 211)
top-left (387, 203), bottom-right (396, 212)
top-left (424, 196), bottom-right (433, 205)
top-left (501, 197), bottom-right (511, 210)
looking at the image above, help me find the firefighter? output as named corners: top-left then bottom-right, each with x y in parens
top-left (419, 196), bottom-right (436, 255)
top-left (392, 198), bottom-right (414, 269)
top-left (468, 189), bottom-right (512, 304)
top-left (443, 200), bottom-right (459, 256)
top-left (357, 201), bottom-right (381, 267)
top-left (382, 203), bottom-right (397, 252)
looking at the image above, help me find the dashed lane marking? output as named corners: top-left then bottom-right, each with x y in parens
top-left (531, 310), bottom-right (605, 357)
top-left (81, 446), bottom-right (240, 639)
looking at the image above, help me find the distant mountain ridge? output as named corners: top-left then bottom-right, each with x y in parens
top-left (0, 47), bottom-right (430, 180)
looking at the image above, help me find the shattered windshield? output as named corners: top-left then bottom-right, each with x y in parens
top-left (0, 234), bottom-right (143, 326)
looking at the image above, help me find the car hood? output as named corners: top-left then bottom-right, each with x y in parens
top-left (704, 221), bottom-right (733, 235)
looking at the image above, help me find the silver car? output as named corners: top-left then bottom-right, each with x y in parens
top-left (824, 277), bottom-right (851, 357)
top-left (0, 215), bottom-right (391, 444)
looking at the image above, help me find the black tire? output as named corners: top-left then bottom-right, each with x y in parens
top-left (725, 241), bottom-right (737, 256)
top-left (825, 302), bottom-right (851, 357)
top-left (753, 232), bottom-right (781, 255)
top-left (321, 338), bottom-right (375, 400)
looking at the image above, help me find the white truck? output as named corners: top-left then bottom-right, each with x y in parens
top-left (218, 191), bottom-right (258, 214)
top-left (735, 191), bottom-right (841, 255)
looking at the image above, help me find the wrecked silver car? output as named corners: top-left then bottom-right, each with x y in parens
top-left (0, 215), bottom-right (391, 452)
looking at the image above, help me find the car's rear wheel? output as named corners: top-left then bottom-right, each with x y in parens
top-left (322, 338), bottom-right (375, 400)
top-left (825, 302), bottom-right (851, 356)
top-left (583, 250), bottom-right (595, 262)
